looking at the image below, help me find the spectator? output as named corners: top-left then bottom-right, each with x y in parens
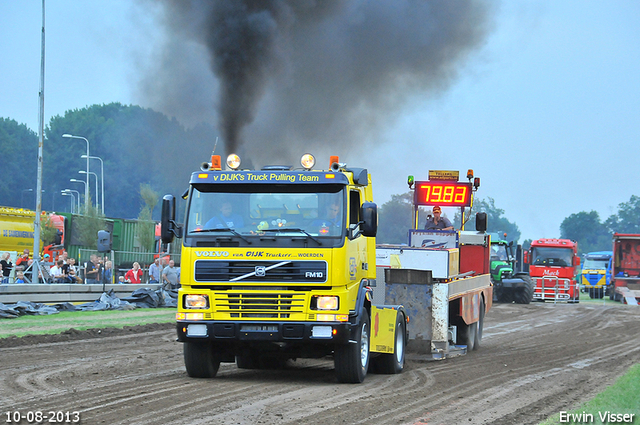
top-left (15, 271), bottom-right (25, 283)
top-left (1, 252), bottom-right (13, 283)
top-left (118, 276), bottom-right (126, 284)
top-left (50, 260), bottom-right (65, 283)
top-left (102, 260), bottom-right (114, 284)
top-left (41, 254), bottom-right (53, 282)
top-left (148, 259), bottom-right (161, 284)
top-left (24, 259), bottom-right (34, 282)
top-left (162, 259), bottom-right (180, 290)
top-left (69, 258), bottom-right (82, 283)
top-left (85, 254), bottom-right (101, 284)
top-left (62, 258), bottom-right (79, 283)
top-left (125, 262), bottom-right (143, 284)
top-left (15, 249), bottom-right (30, 271)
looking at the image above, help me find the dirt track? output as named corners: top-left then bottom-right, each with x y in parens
top-left (2, 302), bottom-right (640, 425)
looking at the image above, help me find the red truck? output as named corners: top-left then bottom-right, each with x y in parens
top-left (611, 233), bottom-right (640, 305)
top-left (527, 238), bottom-right (580, 303)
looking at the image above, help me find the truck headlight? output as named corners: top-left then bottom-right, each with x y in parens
top-left (185, 294), bottom-right (209, 309)
top-left (312, 295), bottom-right (339, 310)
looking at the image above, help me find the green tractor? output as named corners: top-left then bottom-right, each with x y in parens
top-left (490, 236), bottom-right (534, 304)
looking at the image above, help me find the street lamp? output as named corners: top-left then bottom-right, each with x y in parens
top-left (79, 170), bottom-right (99, 209)
top-left (69, 179), bottom-right (87, 211)
top-left (21, 189), bottom-right (33, 207)
top-left (62, 189), bottom-right (80, 212)
top-left (62, 134), bottom-right (90, 209)
top-left (61, 192), bottom-right (75, 213)
top-left (81, 154), bottom-right (104, 215)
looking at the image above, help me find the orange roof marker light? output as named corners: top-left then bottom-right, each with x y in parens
top-left (211, 155), bottom-right (222, 170)
top-left (329, 155), bottom-right (339, 169)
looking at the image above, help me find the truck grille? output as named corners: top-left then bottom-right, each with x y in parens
top-left (194, 260), bottom-right (327, 283)
top-left (212, 292), bottom-right (306, 319)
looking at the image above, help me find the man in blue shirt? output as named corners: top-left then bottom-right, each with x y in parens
top-left (205, 202), bottom-right (244, 229)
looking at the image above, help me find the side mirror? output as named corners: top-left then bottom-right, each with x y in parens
top-left (161, 194), bottom-right (180, 243)
top-left (524, 251), bottom-right (530, 264)
top-left (360, 202), bottom-right (377, 237)
top-left (475, 212), bottom-right (488, 232)
top-left (574, 256), bottom-right (581, 266)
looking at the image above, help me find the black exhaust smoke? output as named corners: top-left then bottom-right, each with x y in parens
top-left (143, 0), bottom-right (495, 163)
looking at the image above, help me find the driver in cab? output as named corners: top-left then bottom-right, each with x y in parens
top-left (205, 202), bottom-right (244, 229)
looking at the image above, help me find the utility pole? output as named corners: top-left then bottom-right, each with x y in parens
top-left (32, 0), bottom-right (45, 283)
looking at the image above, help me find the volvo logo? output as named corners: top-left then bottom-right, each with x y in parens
top-left (195, 251), bottom-right (229, 257)
top-left (255, 266), bottom-right (266, 277)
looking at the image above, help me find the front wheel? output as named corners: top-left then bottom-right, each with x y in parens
top-left (184, 342), bottom-right (221, 378)
top-left (370, 311), bottom-right (406, 374)
top-left (513, 274), bottom-right (534, 304)
top-left (335, 312), bottom-right (370, 383)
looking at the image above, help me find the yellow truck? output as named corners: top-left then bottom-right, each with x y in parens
top-left (162, 154), bottom-right (408, 383)
top-left (162, 156), bottom-right (491, 382)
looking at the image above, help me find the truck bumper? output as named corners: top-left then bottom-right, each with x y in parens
top-left (176, 320), bottom-right (354, 344)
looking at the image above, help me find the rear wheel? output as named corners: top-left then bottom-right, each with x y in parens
top-left (370, 312), bottom-right (406, 374)
top-left (457, 320), bottom-right (477, 351)
top-left (184, 342), bottom-right (221, 378)
top-left (335, 312), bottom-right (370, 383)
top-left (473, 300), bottom-right (485, 350)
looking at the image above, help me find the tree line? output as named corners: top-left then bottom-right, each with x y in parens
top-left (1, 103), bottom-right (218, 221)
top-left (2, 104), bottom-right (638, 255)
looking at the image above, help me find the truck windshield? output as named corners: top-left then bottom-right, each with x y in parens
top-left (583, 258), bottom-right (609, 270)
top-left (531, 247), bottom-right (573, 267)
top-left (185, 184), bottom-right (345, 244)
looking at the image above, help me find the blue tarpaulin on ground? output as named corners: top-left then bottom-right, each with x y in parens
top-left (0, 288), bottom-right (177, 318)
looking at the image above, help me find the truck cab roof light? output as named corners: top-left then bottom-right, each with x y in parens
top-left (226, 154), bottom-right (241, 170)
top-left (301, 153), bottom-right (315, 170)
top-left (329, 155), bottom-right (339, 169)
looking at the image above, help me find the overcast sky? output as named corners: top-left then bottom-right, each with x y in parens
top-left (2, 1), bottom-right (639, 241)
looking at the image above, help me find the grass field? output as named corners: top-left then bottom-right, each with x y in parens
top-left (0, 308), bottom-right (176, 338)
top-left (540, 363), bottom-right (640, 424)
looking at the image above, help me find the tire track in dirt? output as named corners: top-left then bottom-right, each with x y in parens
top-left (1, 303), bottom-right (639, 425)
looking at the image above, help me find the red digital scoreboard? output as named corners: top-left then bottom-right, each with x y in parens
top-left (414, 181), bottom-right (473, 207)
